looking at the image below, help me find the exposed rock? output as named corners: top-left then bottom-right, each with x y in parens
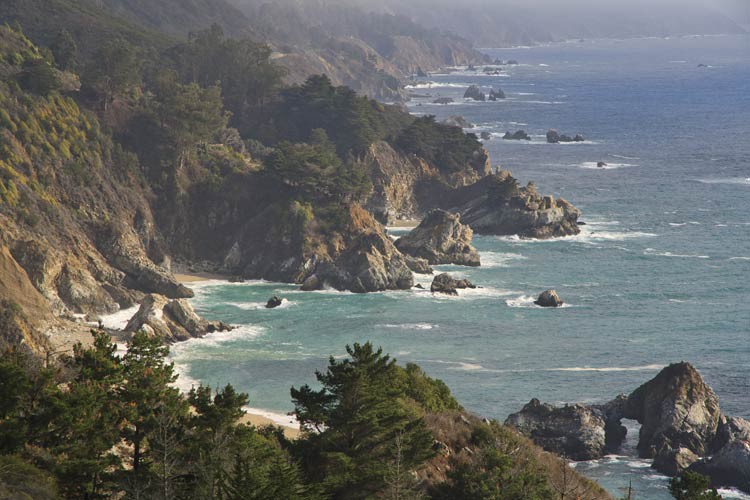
top-left (266, 296), bottom-right (283, 308)
top-left (443, 173), bottom-right (581, 238)
top-left (654, 447), bottom-right (701, 476)
top-left (430, 273), bottom-right (475, 295)
top-left (597, 161), bottom-right (608, 168)
top-left (403, 255), bottom-right (434, 274)
top-left (395, 210), bottom-right (480, 267)
top-left (507, 59), bottom-right (519, 65)
top-left (488, 88), bottom-right (505, 100)
top-left (442, 115), bottom-right (474, 128)
top-left (534, 289), bottom-right (563, 307)
top-left (99, 224), bottom-right (194, 300)
top-left (301, 274), bottom-right (322, 291)
top-left (463, 84), bottom-right (485, 101)
top-left (624, 362), bottom-right (723, 473)
top-left (502, 130), bottom-right (531, 140)
top-left (480, 131), bottom-right (491, 140)
top-left (432, 97), bottom-right (454, 105)
top-left (505, 399), bottom-right (607, 461)
top-left (416, 67), bottom-right (429, 78)
top-left (414, 283), bottom-right (424, 289)
top-left (547, 129), bottom-right (585, 143)
top-left (689, 416), bottom-right (750, 491)
top-left (307, 206), bottom-right (414, 293)
top-left (125, 294), bottom-right (232, 342)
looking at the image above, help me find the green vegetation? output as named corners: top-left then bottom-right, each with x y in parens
top-left (394, 115), bottom-right (484, 174)
top-left (669, 472), bottom-right (722, 500)
top-left (0, 334), bottom-right (606, 499)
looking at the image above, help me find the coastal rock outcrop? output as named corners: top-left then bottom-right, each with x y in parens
top-left (546, 129), bottom-right (585, 143)
top-left (442, 115), bottom-right (474, 128)
top-left (505, 399), bottom-right (607, 460)
top-left (403, 255), bottom-right (434, 274)
top-left (503, 130), bottom-right (531, 140)
top-left (534, 289), bottom-right (563, 307)
top-left (395, 210), bottom-right (480, 266)
top-left (623, 362), bottom-right (723, 472)
top-left (445, 173), bottom-right (581, 238)
top-left (488, 88), bottom-right (505, 100)
top-left (463, 85), bottom-right (485, 101)
top-left (691, 417), bottom-right (750, 492)
top-left (430, 273), bottom-right (475, 295)
top-left (125, 294), bottom-right (232, 342)
top-left (300, 206), bottom-right (414, 293)
top-left (433, 97), bottom-right (454, 105)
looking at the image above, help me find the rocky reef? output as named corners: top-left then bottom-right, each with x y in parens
top-left (430, 273), bottom-right (475, 296)
top-left (395, 209), bottom-right (480, 267)
top-left (506, 362), bottom-right (750, 492)
top-left (503, 130), bottom-right (531, 140)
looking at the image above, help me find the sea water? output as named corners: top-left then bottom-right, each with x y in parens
top-left (170, 35), bottom-right (750, 499)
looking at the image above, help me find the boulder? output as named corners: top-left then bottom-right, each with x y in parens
top-left (546, 129), bottom-right (561, 143)
top-left (266, 296), bottom-right (283, 308)
top-left (502, 130), bottom-right (531, 141)
top-left (463, 85), bottom-right (486, 101)
top-left (480, 131), bottom-right (491, 140)
top-left (691, 437), bottom-right (750, 493)
top-left (301, 274), bottom-right (322, 291)
top-left (559, 134), bottom-right (574, 142)
top-left (534, 289), bottom-right (563, 307)
top-left (430, 273), bottom-right (475, 296)
top-left (623, 362), bottom-right (723, 474)
top-left (505, 399), bottom-right (608, 460)
top-left (395, 210), bottom-right (481, 267)
top-left (597, 161), bottom-right (607, 168)
top-left (574, 134), bottom-right (585, 142)
top-left (507, 60), bottom-right (519, 65)
top-left (432, 97), bottom-right (454, 105)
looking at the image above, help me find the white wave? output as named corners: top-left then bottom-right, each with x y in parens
top-left (404, 82), bottom-right (470, 89)
top-left (694, 177), bottom-right (750, 186)
top-left (447, 362), bottom-right (484, 371)
top-left (610, 154), bottom-right (641, 160)
top-left (515, 92), bottom-right (537, 95)
top-left (495, 225), bottom-right (656, 245)
top-left (479, 251), bottom-right (527, 268)
top-left (538, 63), bottom-right (550, 67)
top-left (644, 248), bottom-right (709, 259)
top-left (718, 488), bottom-right (750, 500)
top-left (523, 100), bottom-right (566, 105)
top-left (505, 295), bottom-right (538, 308)
top-left (729, 256), bottom-right (750, 261)
top-left (408, 285), bottom-right (519, 301)
top-left (669, 222), bottom-right (687, 227)
top-left (228, 298), bottom-right (295, 310)
top-left (579, 161), bottom-right (637, 170)
top-left (379, 323), bottom-right (436, 330)
top-left (548, 364), bottom-right (663, 373)
top-left (243, 406), bottom-right (300, 429)
top-left (100, 305), bottom-right (139, 330)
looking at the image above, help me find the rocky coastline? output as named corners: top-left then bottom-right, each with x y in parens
top-left (505, 362), bottom-right (750, 493)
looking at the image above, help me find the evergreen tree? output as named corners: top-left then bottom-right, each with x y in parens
top-left (84, 38), bottom-right (141, 111)
top-left (291, 343), bottom-right (434, 499)
top-left (669, 472), bottom-right (722, 500)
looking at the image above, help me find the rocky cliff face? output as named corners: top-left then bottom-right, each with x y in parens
top-left (361, 142), bottom-right (580, 239)
top-left (395, 209), bottom-right (480, 266)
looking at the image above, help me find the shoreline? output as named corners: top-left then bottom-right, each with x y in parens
top-left (98, 278), bottom-right (302, 439)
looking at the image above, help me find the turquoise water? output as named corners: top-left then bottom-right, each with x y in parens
top-left (171, 35), bottom-right (750, 499)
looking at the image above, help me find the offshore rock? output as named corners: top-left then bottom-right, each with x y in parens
top-left (266, 296), bottom-right (283, 308)
top-left (624, 362), bottom-right (723, 474)
top-left (396, 209), bottom-right (480, 267)
top-left (430, 273), bottom-right (475, 296)
top-left (463, 84), bottom-right (485, 101)
top-left (505, 399), bottom-right (607, 461)
top-left (433, 97), bottom-right (454, 105)
top-left (442, 115), bottom-right (474, 128)
top-left (503, 130), bottom-right (531, 140)
top-left (488, 88), bottom-right (506, 100)
top-left (403, 255), bottom-right (434, 274)
top-left (534, 289), bottom-right (563, 307)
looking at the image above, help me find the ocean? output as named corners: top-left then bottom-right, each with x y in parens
top-left (169, 35), bottom-right (750, 499)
